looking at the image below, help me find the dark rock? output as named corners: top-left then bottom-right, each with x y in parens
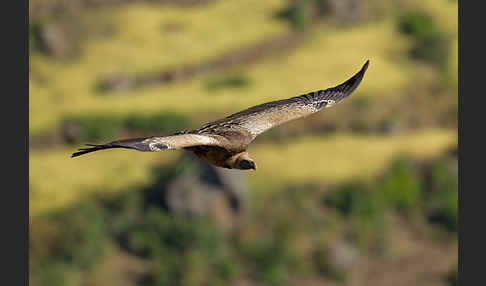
top-left (164, 154), bottom-right (249, 230)
top-left (36, 19), bottom-right (83, 59)
top-left (329, 0), bottom-right (366, 25)
top-left (62, 120), bottom-right (85, 143)
top-left (97, 73), bottom-right (136, 94)
top-left (329, 241), bottom-right (358, 270)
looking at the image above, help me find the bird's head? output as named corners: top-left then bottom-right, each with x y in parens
top-left (233, 152), bottom-right (257, 170)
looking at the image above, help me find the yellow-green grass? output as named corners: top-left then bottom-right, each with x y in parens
top-left (30, 128), bottom-right (456, 217)
top-left (248, 128), bottom-right (457, 191)
top-left (30, 0), bottom-right (289, 133)
top-left (31, 0), bottom-right (289, 73)
top-left (29, 0), bottom-right (457, 135)
top-left (29, 18), bottom-right (411, 134)
top-left (29, 147), bottom-right (178, 217)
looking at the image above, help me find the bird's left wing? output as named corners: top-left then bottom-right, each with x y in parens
top-left (197, 60), bottom-right (369, 140)
top-left (71, 134), bottom-right (227, 158)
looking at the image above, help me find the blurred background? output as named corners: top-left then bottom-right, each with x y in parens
top-left (29, 0), bottom-right (458, 285)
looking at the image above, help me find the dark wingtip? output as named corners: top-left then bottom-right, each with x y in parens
top-left (354, 60), bottom-right (370, 80)
top-left (70, 140), bottom-right (145, 158)
top-left (71, 151), bottom-right (85, 158)
top-left (334, 59), bottom-right (370, 95)
top-left (70, 144), bottom-right (105, 158)
top-left (362, 59), bottom-right (370, 72)
top-left (71, 148), bottom-right (93, 158)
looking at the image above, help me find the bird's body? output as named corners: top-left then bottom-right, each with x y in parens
top-left (72, 60), bottom-right (370, 170)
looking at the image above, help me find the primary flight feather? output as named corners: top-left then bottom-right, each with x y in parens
top-left (72, 60), bottom-right (369, 170)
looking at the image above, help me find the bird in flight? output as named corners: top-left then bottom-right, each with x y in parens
top-left (72, 60), bottom-right (369, 170)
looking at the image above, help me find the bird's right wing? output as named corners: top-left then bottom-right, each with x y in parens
top-left (71, 134), bottom-right (227, 158)
top-left (197, 60), bottom-right (369, 140)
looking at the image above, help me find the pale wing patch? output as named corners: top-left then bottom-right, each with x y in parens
top-left (191, 134), bottom-right (219, 144)
top-left (322, 99), bottom-right (336, 108)
top-left (148, 142), bottom-right (170, 151)
top-left (144, 134), bottom-right (222, 151)
top-left (239, 120), bottom-right (273, 136)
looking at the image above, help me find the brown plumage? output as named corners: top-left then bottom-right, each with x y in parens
top-left (72, 60), bottom-right (369, 170)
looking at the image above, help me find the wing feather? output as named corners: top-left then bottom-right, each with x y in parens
top-left (71, 134), bottom-right (226, 158)
top-left (197, 60), bottom-right (369, 139)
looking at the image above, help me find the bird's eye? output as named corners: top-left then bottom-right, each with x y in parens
top-left (239, 160), bottom-right (254, 170)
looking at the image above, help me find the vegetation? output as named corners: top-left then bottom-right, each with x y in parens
top-left (239, 232), bottom-right (298, 285)
top-left (205, 74), bottom-right (252, 91)
top-left (447, 266), bottom-right (458, 286)
top-left (377, 156), bottom-right (422, 213)
top-left (29, 19), bottom-right (45, 54)
top-left (325, 153), bottom-right (458, 233)
top-left (29, 0), bottom-right (457, 134)
top-left (29, 0), bottom-right (457, 285)
top-left (30, 129), bottom-right (456, 216)
top-left (275, 0), bottom-right (313, 30)
top-left (30, 200), bottom-right (106, 286)
top-left (128, 208), bottom-right (237, 286)
top-left (61, 112), bottom-right (190, 143)
top-left (422, 158), bottom-right (458, 232)
top-left (398, 10), bottom-right (451, 70)
top-left (29, 150), bottom-right (458, 285)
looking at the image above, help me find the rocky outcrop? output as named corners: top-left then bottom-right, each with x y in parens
top-left (161, 153), bottom-right (249, 230)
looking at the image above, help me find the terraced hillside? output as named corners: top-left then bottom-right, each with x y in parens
top-left (29, 0), bottom-right (457, 285)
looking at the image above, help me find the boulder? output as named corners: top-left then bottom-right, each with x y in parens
top-left (164, 154), bottom-right (249, 230)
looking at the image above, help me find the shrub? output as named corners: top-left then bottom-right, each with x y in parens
top-left (411, 30), bottom-right (450, 68)
top-left (447, 266), bottom-right (458, 286)
top-left (427, 190), bottom-right (457, 233)
top-left (128, 208), bottom-right (237, 286)
top-left (47, 200), bottom-right (106, 269)
top-left (100, 189), bottom-right (144, 248)
top-left (239, 233), bottom-right (297, 285)
top-left (30, 20), bottom-right (45, 53)
top-left (124, 112), bottom-right (190, 134)
top-left (62, 115), bottom-right (123, 142)
top-left (324, 182), bottom-right (383, 219)
top-left (62, 111), bottom-right (190, 143)
top-left (376, 156), bottom-right (422, 212)
top-left (275, 0), bottom-right (312, 30)
top-left (324, 182), bottom-right (389, 250)
top-left (399, 11), bottom-right (438, 39)
top-left (205, 74), bottom-right (251, 91)
top-left (398, 10), bottom-right (451, 69)
top-left (423, 158), bottom-right (458, 232)
top-left (31, 262), bottom-right (81, 286)
top-left (30, 200), bottom-right (106, 286)
top-left (242, 186), bottom-right (339, 283)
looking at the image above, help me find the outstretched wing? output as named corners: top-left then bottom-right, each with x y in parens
top-left (197, 60), bottom-right (369, 140)
top-left (71, 134), bottom-right (227, 158)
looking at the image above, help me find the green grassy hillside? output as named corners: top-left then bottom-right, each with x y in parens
top-left (29, 1), bottom-right (457, 285)
top-left (30, 0), bottom-right (457, 134)
top-left (30, 128), bottom-right (456, 216)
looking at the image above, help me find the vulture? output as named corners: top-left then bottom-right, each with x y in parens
top-left (72, 60), bottom-right (369, 170)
